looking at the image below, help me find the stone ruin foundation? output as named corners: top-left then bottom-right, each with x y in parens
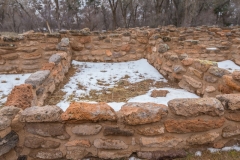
top-left (1, 26), bottom-right (240, 159)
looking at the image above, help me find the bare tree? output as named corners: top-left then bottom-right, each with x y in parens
top-left (107, 0), bottom-right (119, 30)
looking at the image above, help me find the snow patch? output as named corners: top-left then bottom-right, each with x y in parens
top-left (208, 145), bottom-right (240, 153)
top-left (195, 151), bottom-right (202, 157)
top-left (206, 47), bottom-right (218, 50)
top-left (128, 88), bottom-right (199, 105)
top-left (218, 60), bottom-right (240, 72)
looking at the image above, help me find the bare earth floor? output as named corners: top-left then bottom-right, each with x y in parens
top-left (45, 59), bottom-right (199, 111)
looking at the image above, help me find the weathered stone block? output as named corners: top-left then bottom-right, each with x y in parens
top-left (20, 106), bottom-right (63, 122)
top-left (136, 125), bottom-right (165, 136)
top-left (30, 149), bottom-right (63, 159)
top-left (205, 86), bottom-right (216, 93)
top-left (5, 84), bottom-right (33, 110)
top-left (0, 116), bottom-right (11, 131)
top-left (26, 123), bottom-right (69, 139)
top-left (181, 58), bottom-right (194, 66)
top-left (65, 140), bottom-right (91, 148)
top-left (61, 102), bottom-right (117, 122)
top-left (183, 75), bottom-right (202, 89)
top-left (2, 53), bottom-right (18, 60)
top-left (187, 132), bottom-right (220, 145)
top-left (158, 44), bottom-right (169, 53)
top-left (94, 138), bottom-right (128, 149)
top-left (168, 98), bottom-right (224, 117)
top-left (140, 136), bottom-right (183, 148)
top-left (71, 124), bottom-right (102, 136)
top-left (0, 127), bottom-right (11, 138)
top-left (0, 131), bottom-right (19, 156)
top-left (232, 71), bottom-right (240, 81)
top-left (216, 94), bottom-right (240, 110)
top-left (150, 90), bottom-right (169, 97)
top-left (208, 66), bottom-right (231, 77)
top-left (172, 65), bottom-right (186, 73)
top-left (49, 54), bottom-right (61, 64)
top-left (66, 148), bottom-right (87, 160)
top-left (0, 106), bottom-right (20, 120)
top-left (223, 75), bottom-right (240, 91)
top-left (165, 117), bottom-right (225, 133)
top-left (193, 59), bottom-right (217, 72)
top-left (222, 125), bottom-right (240, 138)
top-left (119, 102), bottom-right (168, 125)
top-left (225, 111), bottom-right (240, 122)
top-left (25, 70), bottom-right (50, 87)
top-left (103, 126), bottom-right (134, 136)
top-left (24, 136), bottom-right (60, 149)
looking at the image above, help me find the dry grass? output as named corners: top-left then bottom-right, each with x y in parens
top-left (177, 150), bottom-right (240, 160)
top-left (70, 78), bottom-right (179, 103)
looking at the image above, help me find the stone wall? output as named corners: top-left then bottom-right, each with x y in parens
top-left (0, 32), bottom-right (67, 73)
top-left (4, 38), bottom-right (72, 110)
top-left (68, 26), bottom-right (240, 63)
top-left (1, 26), bottom-right (240, 74)
top-left (1, 96), bottom-right (240, 159)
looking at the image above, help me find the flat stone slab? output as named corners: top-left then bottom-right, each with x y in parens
top-left (30, 149), bottom-right (63, 159)
top-left (20, 106), bottom-right (63, 122)
top-left (136, 125), bottom-right (165, 136)
top-left (140, 136), bottom-right (183, 148)
top-left (103, 126), bottom-right (134, 136)
top-left (94, 138), bottom-right (128, 149)
top-left (168, 98), bottom-right (224, 117)
top-left (118, 102), bottom-right (168, 125)
top-left (26, 123), bottom-right (69, 139)
top-left (216, 94), bottom-right (240, 110)
top-left (25, 70), bottom-right (50, 87)
top-left (71, 124), bottom-right (102, 136)
top-left (164, 117), bottom-right (225, 133)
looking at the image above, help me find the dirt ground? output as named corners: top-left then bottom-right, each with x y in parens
top-left (44, 65), bottom-right (180, 105)
top-left (176, 150), bottom-right (240, 160)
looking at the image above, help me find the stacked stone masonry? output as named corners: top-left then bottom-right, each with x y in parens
top-left (1, 98), bottom-right (240, 159)
top-left (1, 26), bottom-right (240, 159)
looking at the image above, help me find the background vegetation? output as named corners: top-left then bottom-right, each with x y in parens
top-left (0, 0), bottom-right (240, 33)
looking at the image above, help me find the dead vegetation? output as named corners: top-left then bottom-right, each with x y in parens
top-left (176, 150), bottom-right (240, 160)
top-left (78, 79), bottom-right (179, 103)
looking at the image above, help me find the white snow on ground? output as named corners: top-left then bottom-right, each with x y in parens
top-left (0, 73), bottom-right (31, 106)
top-left (57, 59), bottom-right (199, 111)
top-left (208, 145), bottom-right (240, 153)
top-left (218, 60), bottom-right (240, 72)
top-left (107, 88), bottom-right (199, 111)
top-left (195, 151), bottom-right (202, 157)
top-left (128, 88), bottom-right (199, 106)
